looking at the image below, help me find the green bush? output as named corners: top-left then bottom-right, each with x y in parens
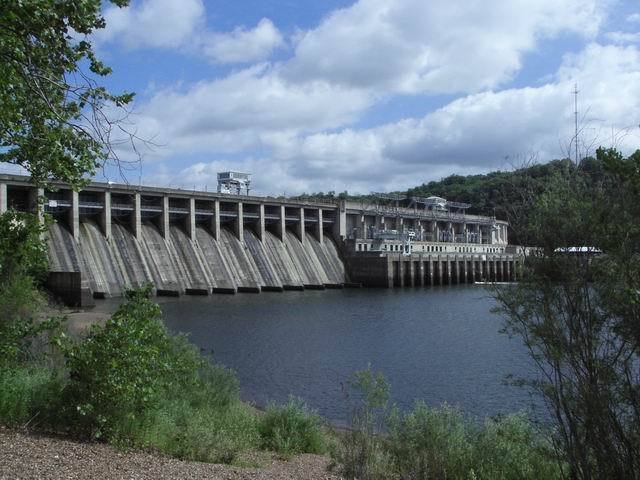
top-left (0, 210), bottom-right (48, 282)
top-left (472, 414), bottom-right (561, 480)
top-left (62, 288), bottom-right (242, 438)
top-left (331, 427), bottom-right (391, 480)
top-left (109, 335), bottom-right (257, 463)
top-left (0, 271), bottom-right (62, 370)
top-left (386, 404), bottom-right (561, 480)
top-left (0, 212), bottom-right (51, 365)
top-left (386, 405), bottom-right (562, 480)
top-left (333, 369), bottom-right (562, 480)
top-left (164, 335), bottom-right (240, 411)
top-left (259, 397), bottom-right (326, 457)
top-left (59, 287), bottom-right (260, 463)
top-left (61, 288), bottom-right (173, 438)
top-left (0, 274), bottom-right (45, 366)
top-left (388, 402), bottom-right (473, 479)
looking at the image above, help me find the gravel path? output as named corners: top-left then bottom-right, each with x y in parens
top-left (0, 428), bottom-right (343, 480)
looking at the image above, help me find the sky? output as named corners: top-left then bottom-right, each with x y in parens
top-left (10, 0), bottom-right (640, 195)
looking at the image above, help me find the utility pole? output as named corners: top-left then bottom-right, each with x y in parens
top-left (573, 83), bottom-right (579, 165)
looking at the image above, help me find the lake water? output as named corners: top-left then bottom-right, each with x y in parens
top-left (155, 285), bottom-right (541, 425)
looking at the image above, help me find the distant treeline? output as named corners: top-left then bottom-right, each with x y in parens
top-left (294, 156), bottom-right (610, 220)
top-left (407, 157), bottom-right (610, 219)
top-left (291, 155), bottom-right (623, 246)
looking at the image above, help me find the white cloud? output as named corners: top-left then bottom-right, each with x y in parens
top-left (101, 1), bottom-right (637, 195)
top-left (97, 1), bottom-right (283, 64)
top-left (98, 0), bottom-right (205, 49)
top-left (118, 0), bottom-right (612, 168)
top-left (125, 64), bottom-right (373, 160)
top-left (202, 18), bottom-right (285, 64)
top-left (605, 31), bottom-right (640, 44)
top-left (284, 0), bottom-right (605, 94)
top-left (317, 43), bottom-right (640, 179)
top-left (627, 12), bottom-right (640, 23)
top-left (97, 0), bottom-right (606, 89)
top-left (144, 158), bottom-right (302, 194)
top-left (140, 42), bottom-right (640, 195)
top-left (556, 43), bottom-right (640, 136)
top-left (0, 163), bottom-right (28, 176)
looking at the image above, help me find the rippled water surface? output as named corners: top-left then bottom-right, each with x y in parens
top-left (154, 286), bottom-right (539, 424)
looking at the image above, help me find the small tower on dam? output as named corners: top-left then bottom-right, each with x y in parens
top-left (217, 171), bottom-right (251, 195)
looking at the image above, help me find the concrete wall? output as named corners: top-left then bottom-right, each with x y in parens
top-left (344, 254), bottom-right (390, 287)
top-left (46, 271), bottom-right (94, 308)
top-left (345, 253), bottom-right (519, 288)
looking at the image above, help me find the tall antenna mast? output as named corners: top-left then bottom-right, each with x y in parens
top-left (573, 83), bottom-right (579, 165)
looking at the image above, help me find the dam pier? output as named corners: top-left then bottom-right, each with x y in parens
top-left (0, 175), bottom-right (521, 305)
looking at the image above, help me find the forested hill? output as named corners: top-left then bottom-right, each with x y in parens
top-left (407, 158), bottom-right (599, 219)
top-left (293, 156), bottom-right (610, 223)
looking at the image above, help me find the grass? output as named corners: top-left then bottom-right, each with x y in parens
top-left (387, 402), bottom-right (473, 480)
top-left (121, 399), bottom-right (260, 464)
top-left (258, 397), bottom-right (327, 457)
top-left (331, 403), bottom-right (562, 480)
top-left (0, 366), bottom-right (63, 428)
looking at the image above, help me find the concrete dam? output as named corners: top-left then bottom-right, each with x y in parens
top-left (0, 175), bottom-right (344, 302)
top-left (47, 219), bottom-right (344, 298)
top-left (0, 175), bottom-right (521, 305)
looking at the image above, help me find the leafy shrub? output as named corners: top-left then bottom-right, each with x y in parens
top-left (331, 427), bottom-right (391, 480)
top-left (62, 287), bottom-right (242, 438)
top-left (164, 334), bottom-right (240, 410)
top-left (330, 367), bottom-right (392, 480)
top-left (0, 273), bottom-right (49, 367)
top-left (0, 213), bottom-right (61, 368)
top-left (0, 210), bottom-right (48, 282)
top-left (333, 369), bottom-right (562, 480)
top-left (259, 397), bottom-right (326, 457)
top-left (108, 334), bottom-right (257, 463)
top-left (59, 287), bottom-right (259, 463)
top-left (386, 404), bottom-right (561, 480)
top-left (61, 287), bottom-right (173, 438)
top-left (0, 211), bottom-right (66, 429)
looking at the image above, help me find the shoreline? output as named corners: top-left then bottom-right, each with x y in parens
top-left (49, 301), bottom-right (357, 433)
top-left (0, 426), bottom-right (339, 480)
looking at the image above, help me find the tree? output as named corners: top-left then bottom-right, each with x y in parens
top-left (0, 0), bottom-right (134, 189)
top-left (0, 0), bottom-right (136, 377)
top-left (494, 148), bottom-right (640, 479)
top-left (0, 210), bottom-right (56, 367)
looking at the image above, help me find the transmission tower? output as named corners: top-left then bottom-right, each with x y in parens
top-left (573, 83), bottom-right (579, 165)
